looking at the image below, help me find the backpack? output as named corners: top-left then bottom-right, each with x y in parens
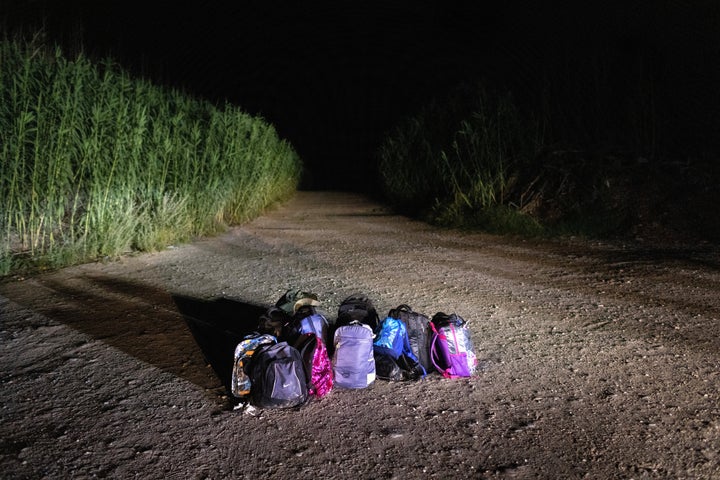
top-left (373, 316), bottom-right (425, 381)
top-left (293, 333), bottom-right (333, 398)
top-left (336, 293), bottom-right (380, 332)
top-left (284, 305), bottom-right (330, 346)
top-left (375, 352), bottom-right (425, 381)
top-left (257, 307), bottom-right (292, 339)
top-left (332, 321), bottom-right (376, 389)
top-left (250, 341), bottom-right (308, 408)
top-left (373, 316), bottom-right (413, 359)
top-left (429, 313), bottom-right (477, 378)
top-left (231, 333), bottom-right (277, 399)
top-left (387, 304), bottom-right (433, 373)
top-left (374, 352), bottom-right (405, 381)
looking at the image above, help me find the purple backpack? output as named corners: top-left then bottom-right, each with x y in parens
top-left (332, 321), bottom-right (376, 389)
top-left (429, 313), bottom-right (477, 378)
top-left (293, 333), bottom-right (333, 398)
top-left (291, 307), bottom-right (330, 346)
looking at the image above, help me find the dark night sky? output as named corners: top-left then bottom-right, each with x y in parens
top-left (4, 1), bottom-right (720, 188)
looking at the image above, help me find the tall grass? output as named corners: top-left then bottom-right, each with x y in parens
top-left (0, 35), bottom-right (301, 275)
top-left (377, 63), bottom-right (676, 238)
top-left (377, 83), bottom-right (544, 234)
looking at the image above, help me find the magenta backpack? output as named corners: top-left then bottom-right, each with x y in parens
top-left (293, 333), bottom-right (333, 398)
top-left (429, 313), bottom-right (477, 378)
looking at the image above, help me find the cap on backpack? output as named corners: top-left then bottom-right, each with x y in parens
top-left (276, 289), bottom-right (321, 315)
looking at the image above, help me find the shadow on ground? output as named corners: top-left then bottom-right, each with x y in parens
top-left (172, 294), bottom-right (265, 394)
top-left (0, 273), bottom-right (266, 400)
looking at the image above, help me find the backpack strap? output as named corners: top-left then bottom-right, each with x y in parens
top-left (429, 321), bottom-right (458, 379)
top-left (429, 322), bottom-right (445, 376)
top-left (293, 333), bottom-right (318, 395)
top-left (388, 304), bottom-right (411, 319)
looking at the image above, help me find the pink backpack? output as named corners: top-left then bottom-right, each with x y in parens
top-left (293, 333), bottom-right (333, 398)
top-left (429, 313), bottom-right (477, 379)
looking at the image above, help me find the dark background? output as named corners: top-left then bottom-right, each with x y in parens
top-left (4, 1), bottom-right (719, 189)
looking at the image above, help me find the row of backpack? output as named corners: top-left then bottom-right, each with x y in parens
top-left (230, 290), bottom-right (478, 410)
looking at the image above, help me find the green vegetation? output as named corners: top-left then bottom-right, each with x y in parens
top-left (377, 71), bottom-right (718, 242)
top-left (1, 35), bottom-right (301, 276)
top-left (377, 84), bottom-right (547, 236)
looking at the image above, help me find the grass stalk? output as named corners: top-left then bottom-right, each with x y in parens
top-left (1, 35), bottom-right (301, 275)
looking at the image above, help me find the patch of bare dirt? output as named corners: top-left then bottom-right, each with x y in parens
top-left (1, 191), bottom-right (719, 479)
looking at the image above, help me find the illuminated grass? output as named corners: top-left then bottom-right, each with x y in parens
top-left (377, 83), bottom-right (543, 233)
top-left (0, 35), bottom-right (301, 275)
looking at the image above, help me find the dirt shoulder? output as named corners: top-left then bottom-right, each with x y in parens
top-left (1, 191), bottom-right (719, 479)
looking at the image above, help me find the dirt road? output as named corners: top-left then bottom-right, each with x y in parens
top-left (2, 191), bottom-right (719, 479)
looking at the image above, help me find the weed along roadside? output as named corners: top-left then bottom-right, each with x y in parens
top-left (0, 37), bottom-right (300, 277)
top-left (1, 191), bottom-right (719, 478)
top-left (4, 32), bottom-right (717, 280)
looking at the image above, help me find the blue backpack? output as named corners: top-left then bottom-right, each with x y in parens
top-left (373, 317), bottom-right (425, 380)
top-left (373, 317), bottom-right (413, 359)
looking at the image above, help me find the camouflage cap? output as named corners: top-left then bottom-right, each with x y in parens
top-left (276, 289), bottom-right (321, 315)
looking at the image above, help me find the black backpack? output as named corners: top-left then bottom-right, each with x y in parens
top-left (388, 304), bottom-right (434, 373)
top-left (375, 352), bottom-right (425, 381)
top-left (256, 307), bottom-right (292, 339)
top-left (374, 352), bottom-right (404, 381)
top-left (250, 341), bottom-right (308, 409)
top-left (336, 293), bottom-right (380, 332)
